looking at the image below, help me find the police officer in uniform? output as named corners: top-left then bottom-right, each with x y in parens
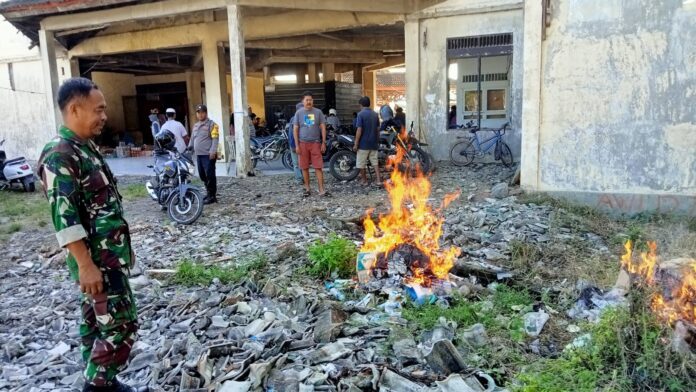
top-left (38, 77), bottom-right (146, 392)
top-left (188, 104), bottom-right (220, 204)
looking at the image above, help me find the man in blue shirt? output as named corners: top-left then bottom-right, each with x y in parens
top-left (353, 96), bottom-right (382, 187)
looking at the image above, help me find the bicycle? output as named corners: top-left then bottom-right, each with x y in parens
top-left (449, 121), bottom-right (513, 167)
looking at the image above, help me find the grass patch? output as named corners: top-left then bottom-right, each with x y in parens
top-left (515, 290), bottom-right (696, 392)
top-left (173, 253), bottom-right (268, 286)
top-left (120, 183), bottom-right (150, 201)
top-left (0, 190), bottom-right (50, 242)
top-left (307, 233), bottom-right (357, 279)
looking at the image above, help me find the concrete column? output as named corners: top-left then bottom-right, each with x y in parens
top-left (39, 29), bottom-right (61, 133)
top-left (307, 63), bottom-right (318, 83)
top-left (404, 19), bottom-right (421, 138)
top-left (322, 63), bottom-right (335, 82)
top-left (202, 40), bottom-right (229, 162)
top-left (520, 0), bottom-right (543, 191)
top-left (69, 58), bottom-right (80, 78)
top-left (185, 70), bottom-right (203, 131)
top-left (362, 69), bottom-right (375, 105)
top-left (352, 64), bottom-right (363, 83)
top-left (262, 66), bottom-right (271, 87)
top-left (295, 65), bottom-right (306, 84)
top-left (227, 4), bottom-right (253, 177)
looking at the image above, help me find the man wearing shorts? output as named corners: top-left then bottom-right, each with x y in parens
top-left (353, 96), bottom-right (382, 187)
top-left (293, 91), bottom-right (329, 197)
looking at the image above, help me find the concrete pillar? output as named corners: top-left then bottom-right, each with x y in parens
top-left (202, 40), bottom-right (229, 162)
top-left (227, 4), bottom-right (253, 177)
top-left (39, 29), bottom-right (61, 133)
top-left (295, 65), bottom-right (307, 84)
top-left (69, 58), bottom-right (80, 78)
top-left (322, 63), bottom-right (335, 82)
top-left (520, 0), bottom-right (543, 191)
top-left (307, 63), bottom-right (318, 83)
top-left (404, 19), bottom-right (421, 139)
top-left (262, 66), bottom-right (271, 87)
top-left (185, 70), bottom-right (202, 131)
top-left (362, 69), bottom-right (375, 105)
top-left (352, 64), bottom-right (363, 83)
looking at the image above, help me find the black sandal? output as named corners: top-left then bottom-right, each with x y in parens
top-left (320, 191), bottom-right (332, 197)
top-left (302, 190), bottom-right (311, 198)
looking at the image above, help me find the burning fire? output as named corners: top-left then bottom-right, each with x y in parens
top-left (621, 240), bottom-right (696, 324)
top-left (361, 146), bottom-right (461, 286)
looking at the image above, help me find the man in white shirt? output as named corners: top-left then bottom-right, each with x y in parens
top-left (160, 108), bottom-right (188, 152)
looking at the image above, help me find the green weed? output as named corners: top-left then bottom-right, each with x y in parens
top-left (119, 183), bottom-right (150, 201)
top-left (307, 233), bottom-right (357, 279)
top-left (515, 290), bottom-right (696, 392)
top-left (173, 254), bottom-right (268, 286)
top-left (0, 191), bottom-right (50, 242)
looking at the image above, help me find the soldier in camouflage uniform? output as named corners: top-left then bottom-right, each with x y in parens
top-left (38, 77), bottom-right (147, 392)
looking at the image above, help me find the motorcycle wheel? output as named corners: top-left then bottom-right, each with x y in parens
top-left (399, 145), bottom-right (431, 175)
top-left (22, 176), bottom-right (35, 192)
top-left (281, 150), bottom-right (293, 170)
top-left (329, 150), bottom-right (360, 181)
top-left (167, 188), bottom-right (204, 225)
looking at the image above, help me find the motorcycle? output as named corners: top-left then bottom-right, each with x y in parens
top-left (328, 121), bottom-right (432, 182)
top-left (0, 139), bottom-right (35, 192)
top-left (145, 149), bottom-right (204, 225)
top-left (323, 125), bottom-right (353, 163)
top-left (250, 124), bottom-right (292, 170)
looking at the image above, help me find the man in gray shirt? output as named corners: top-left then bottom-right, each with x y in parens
top-left (188, 104), bottom-right (220, 204)
top-left (293, 91), bottom-right (328, 197)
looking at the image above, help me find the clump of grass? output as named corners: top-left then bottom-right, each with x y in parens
top-left (509, 239), bottom-right (542, 271)
top-left (120, 183), bottom-right (150, 201)
top-left (173, 253), bottom-right (268, 286)
top-left (515, 290), bottom-right (696, 392)
top-left (307, 233), bottom-right (357, 279)
top-left (0, 191), bottom-right (50, 242)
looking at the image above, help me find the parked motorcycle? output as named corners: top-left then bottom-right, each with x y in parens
top-left (145, 131), bottom-right (204, 225)
top-left (251, 127), bottom-right (292, 170)
top-left (0, 139), bottom-right (35, 192)
top-left (328, 122), bottom-right (431, 182)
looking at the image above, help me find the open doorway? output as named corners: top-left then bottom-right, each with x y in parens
top-left (136, 82), bottom-right (189, 145)
top-left (446, 33), bottom-right (513, 130)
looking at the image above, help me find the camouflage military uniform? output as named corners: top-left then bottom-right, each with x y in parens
top-left (38, 126), bottom-right (138, 387)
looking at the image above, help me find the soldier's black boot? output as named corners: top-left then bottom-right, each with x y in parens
top-left (82, 381), bottom-right (149, 392)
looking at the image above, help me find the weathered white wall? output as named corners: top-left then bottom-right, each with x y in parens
top-left (0, 19), bottom-right (70, 160)
top-left (407, 0), bottom-right (524, 160)
top-left (535, 0), bottom-right (696, 214)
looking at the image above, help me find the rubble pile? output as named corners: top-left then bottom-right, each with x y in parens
top-left (1, 163), bottom-right (619, 391)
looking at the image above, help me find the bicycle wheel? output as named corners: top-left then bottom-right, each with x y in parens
top-left (499, 142), bottom-right (513, 167)
top-left (450, 140), bottom-right (476, 166)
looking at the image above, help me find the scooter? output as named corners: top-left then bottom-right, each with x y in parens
top-left (0, 139), bottom-right (35, 192)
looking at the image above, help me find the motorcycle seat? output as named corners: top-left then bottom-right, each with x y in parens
top-left (252, 136), bottom-right (277, 144)
top-left (4, 157), bottom-right (25, 166)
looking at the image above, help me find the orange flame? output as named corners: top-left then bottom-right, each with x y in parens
top-left (361, 145), bottom-right (461, 285)
top-left (620, 241), bottom-right (696, 325)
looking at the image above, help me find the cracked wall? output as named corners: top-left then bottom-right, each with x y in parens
top-left (537, 0), bottom-right (695, 213)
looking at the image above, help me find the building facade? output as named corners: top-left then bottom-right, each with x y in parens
top-left (0, 0), bottom-right (693, 214)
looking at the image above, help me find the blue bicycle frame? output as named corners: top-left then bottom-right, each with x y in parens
top-left (469, 123), bottom-right (509, 153)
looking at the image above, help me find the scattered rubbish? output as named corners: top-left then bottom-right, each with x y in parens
top-left (523, 310), bottom-right (550, 337)
top-left (424, 339), bottom-right (468, 375)
top-left (460, 323), bottom-right (488, 348)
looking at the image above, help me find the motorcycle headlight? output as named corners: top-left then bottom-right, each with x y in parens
top-left (187, 163), bottom-right (195, 175)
